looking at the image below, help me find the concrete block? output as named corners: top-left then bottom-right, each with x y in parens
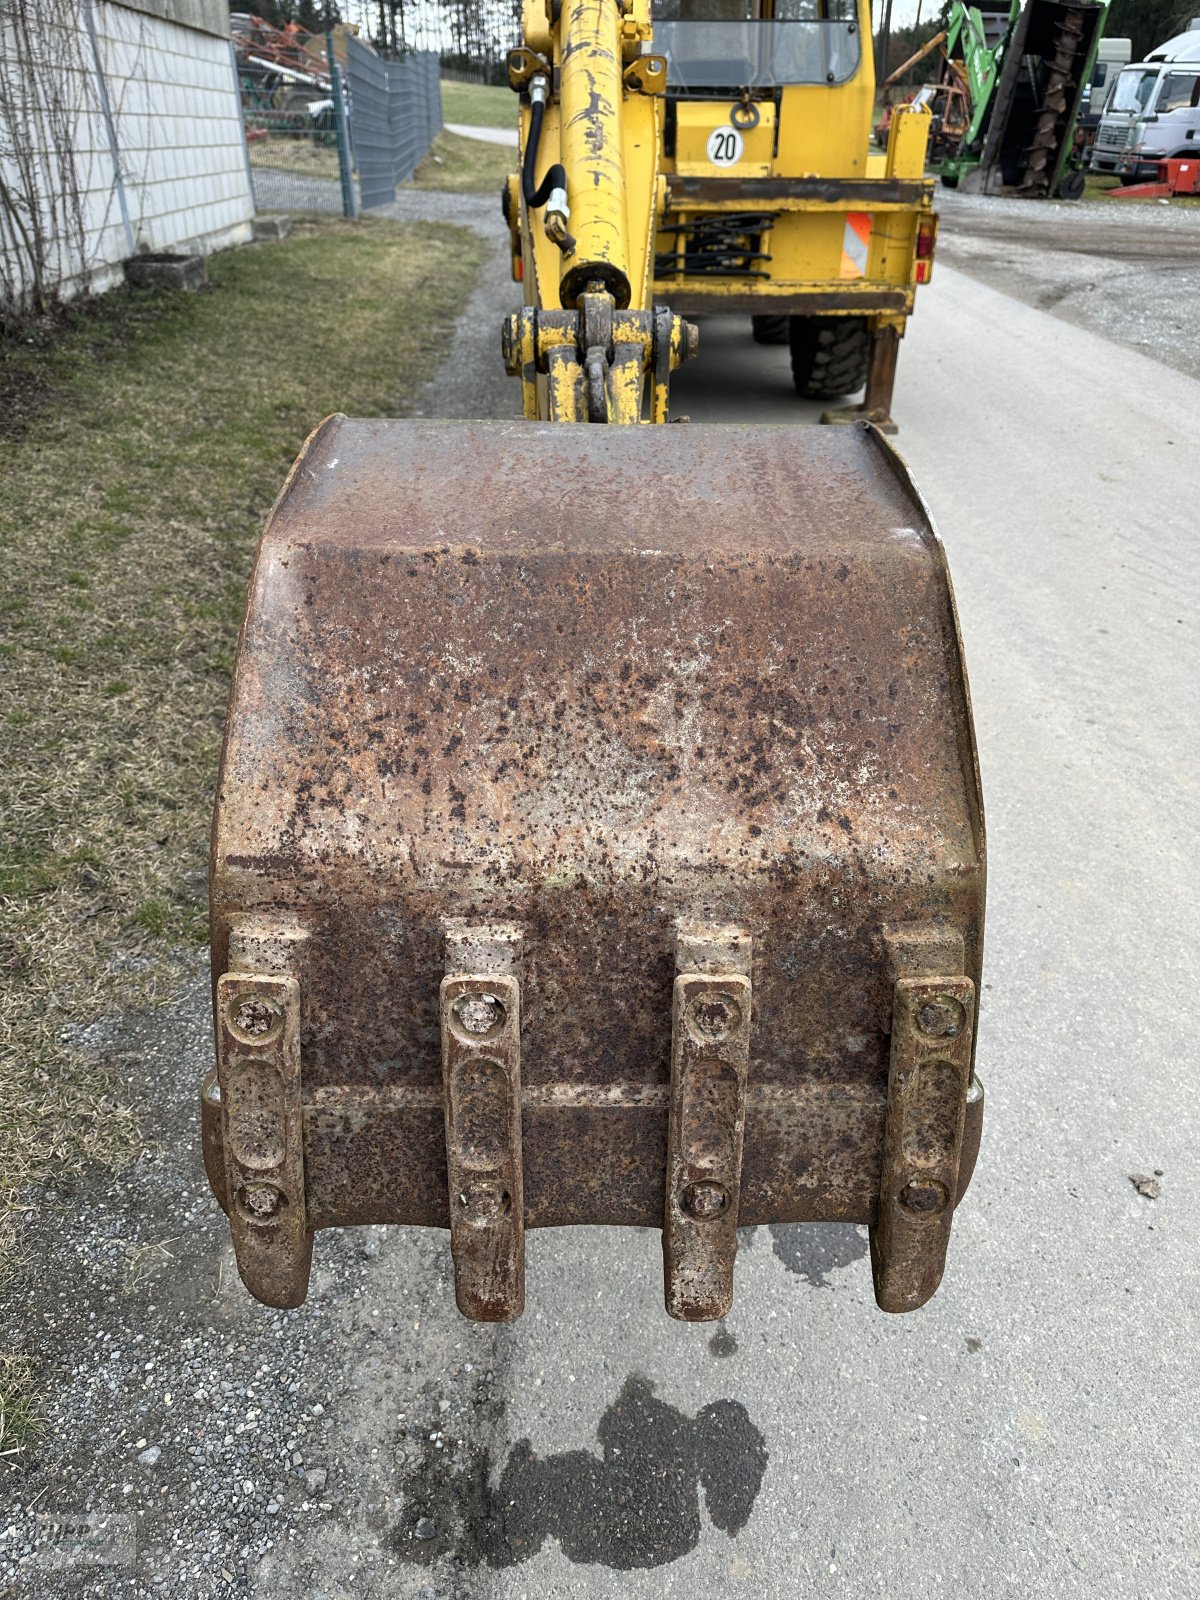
top-left (252, 216), bottom-right (293, 241)
top-left (124, 251), bottom-right (207, 291)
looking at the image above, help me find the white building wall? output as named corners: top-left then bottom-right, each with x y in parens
top-left (0, 0), bottom-right (253, 310)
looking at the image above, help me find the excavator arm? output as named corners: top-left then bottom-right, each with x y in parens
top-left (502, 0), bottom-right (697, 423)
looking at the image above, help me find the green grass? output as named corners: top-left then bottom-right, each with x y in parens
top-left (406, 130), bottom-right (516, 194)
top-left (440, 80), bottom-right (516, 130)
top-left (0, 216), bottom-right (482, 1250)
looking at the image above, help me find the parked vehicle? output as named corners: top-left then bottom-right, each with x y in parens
top-left (1078, 34), bottom-right (1131, 122)
top-left (1090, 24), bottom-right (1200, 184)
top-left (204, 0), bottom-right (987, 1329)
top-left (1074, 35), bottom-right (1130, 165)
top-left (880, 1), bottom-right (1109, 201)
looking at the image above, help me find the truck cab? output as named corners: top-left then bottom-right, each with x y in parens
top-left (1090, 26), bottom-right (1200, 183)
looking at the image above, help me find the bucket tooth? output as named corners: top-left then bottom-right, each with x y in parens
top-left (441, 924), bottom-right (525, 1321)
top-left (215, 969), bottom-right (312, 1308)
top-left (663, 925), bottom-right (752, 1322)
top-left (871, 972), bottom-right (976, 1313)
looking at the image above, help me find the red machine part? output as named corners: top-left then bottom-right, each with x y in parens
top-left (1109, 158), bottom-right (1200, 199)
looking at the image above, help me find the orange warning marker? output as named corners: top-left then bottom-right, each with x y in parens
top-left (840, 211), bottom-right (871, 279)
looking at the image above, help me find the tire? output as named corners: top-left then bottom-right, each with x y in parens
top-left (1056, 168), bottom-right (1086, 201)
top-left (751, 314), bottom-right (789, 346)
top-left (788, 316), bottom-right (871, 400)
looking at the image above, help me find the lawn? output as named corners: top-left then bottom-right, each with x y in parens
top-left (406, 129), bottom-right (516, 194)
top-left (0, 216), bottom-right (482, 1449)
top-left (440, 79), bottom-right (516, 129)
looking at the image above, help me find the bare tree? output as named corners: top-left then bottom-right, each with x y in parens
top-left (0, 0), bottom-right (98, 325)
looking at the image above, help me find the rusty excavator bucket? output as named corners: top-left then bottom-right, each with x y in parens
top-left (203, 417), bottom-right (985, 1324)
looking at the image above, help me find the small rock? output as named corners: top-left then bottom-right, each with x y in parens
top-left (304, 1467), bottom-right (327, 1493)
top-left (1129, 1172), bottom-right (1161, 1200)
top-left (138, 1446), bottom-right (161, 1467)
top-left (413, 1517), bottom-right (436, 1541)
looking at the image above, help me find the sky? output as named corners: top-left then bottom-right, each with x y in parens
top-left (878, 1), bottom-right (936, 27)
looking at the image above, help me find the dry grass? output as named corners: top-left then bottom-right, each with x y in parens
top-left (247, 134), bottom-right (343, 180)
top-left (0, 1355), bottom-right (40, 1456)
top-left (406, 130), bottom-right (515, 194)
top-left (0, 216), bottom-right (482, 1250)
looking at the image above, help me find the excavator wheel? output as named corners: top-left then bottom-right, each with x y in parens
top-left (789, 315), bottom-right (871, 400)
top-left (751, 314), bottom-right (790, 345)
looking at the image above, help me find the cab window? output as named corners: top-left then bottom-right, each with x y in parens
top-left (1157, 73), bottom-right (1200, 114)
top-left (651, 0), bottom-right (861, 88)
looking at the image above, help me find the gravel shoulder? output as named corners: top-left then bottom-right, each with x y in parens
top-left (935, 188), bottom-right (1200, 381)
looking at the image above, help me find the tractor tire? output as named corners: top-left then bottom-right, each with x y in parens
top-left (1056, 168), bottom-right (1086, 201)
top-left (751, 315), bottom-right (790, 345)
top-left (788, 316), bottom-right (871, 401)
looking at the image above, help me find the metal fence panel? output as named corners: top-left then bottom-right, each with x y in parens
top-left (236, 33), bottom-right (354, 217)
top-left (346, 41), bottom-right (442, 211)
top-left (346, 36), bottom-right (393, 209)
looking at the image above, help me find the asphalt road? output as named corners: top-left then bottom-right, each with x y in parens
top-left (3, 205), bottom-right (1198, 1599)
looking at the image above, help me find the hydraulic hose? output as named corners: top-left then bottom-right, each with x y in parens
top-left (523, 79), bottom-right (566, 209)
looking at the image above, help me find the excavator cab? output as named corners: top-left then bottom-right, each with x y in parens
top-left (203, 0), bottom-right (985, 1326)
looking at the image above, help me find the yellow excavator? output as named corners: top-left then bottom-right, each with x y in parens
top-left (505, 0), bottom-right (939, 427)
top-left (203, 0), bottom-right (986, 1326)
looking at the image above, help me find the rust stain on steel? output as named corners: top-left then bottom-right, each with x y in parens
top-left (207, 417), bottom-right (985, 1308)
top-left (215, 972), bottom-right (311, 1308)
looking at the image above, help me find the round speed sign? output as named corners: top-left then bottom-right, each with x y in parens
top-left (706, 126), bottom-right (744, 167)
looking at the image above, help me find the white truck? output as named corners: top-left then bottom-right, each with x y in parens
top-left (1090, 22), bottom-right (1200, 184)
top-left (1079, 36), bottom-right (1131, 122)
